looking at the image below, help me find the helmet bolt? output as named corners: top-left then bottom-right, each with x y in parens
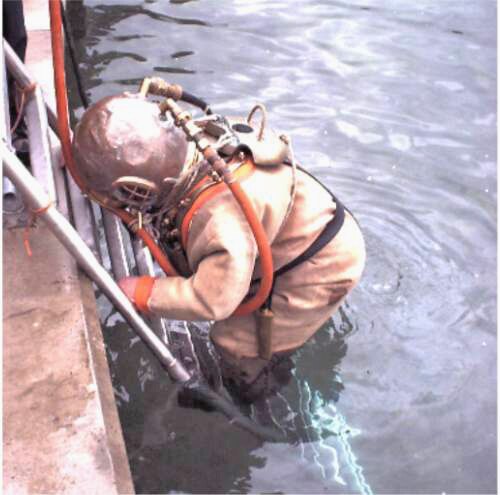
top-left (168, 228), bottom-right (180, 240)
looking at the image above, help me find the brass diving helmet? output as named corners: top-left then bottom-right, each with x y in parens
top-left (72, 92), bottom-right (193, 210)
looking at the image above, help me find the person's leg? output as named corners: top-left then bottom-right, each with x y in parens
top-left (209, 212), bottom-right (366, 402)
top-left (3, 1), bottom-right (29, 152)
top-left (3, 1), bottom-right (27, 61)
top-left (214, 343), bottom-right (296, 404)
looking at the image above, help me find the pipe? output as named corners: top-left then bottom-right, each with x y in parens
top-left (2, 42), bottom-right (22, 211)
top-left (66, 170), bottom-right (102, 258)
top-left (24, 84), bottom-right (57, 200)
top-left (2, 142), bottom-right (191, 383)
top-left (2, 45), bottom-right (12, 140)
top-left (49, 141), bottom-right (70, 219)
top-left (101, 208), bottom-right (132, 280)
top-left (3, 177), bottom-right (24, 214)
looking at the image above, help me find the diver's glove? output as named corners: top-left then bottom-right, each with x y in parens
top-left (118, 276), bottom-right (156, 313)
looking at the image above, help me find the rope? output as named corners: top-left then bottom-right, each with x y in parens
top-left (10, 82), bottom-right (37, 134)
top-left (23, 201), bottom-right (54, 257)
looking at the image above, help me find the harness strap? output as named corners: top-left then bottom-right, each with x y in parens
top-left (179, 159), bottom-right (256, 250)
top-left (262, 163), bottom-right (346, 309)
top-left (175, 158), bottom-right (346, 313)
top-left (278, 201), bottom-right (344, 279)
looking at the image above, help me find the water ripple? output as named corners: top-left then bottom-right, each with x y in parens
top-left (71, 0), bottom-right (497, 493)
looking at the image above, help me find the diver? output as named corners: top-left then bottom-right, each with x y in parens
top-left (71, 78), bottom-right (366, 404)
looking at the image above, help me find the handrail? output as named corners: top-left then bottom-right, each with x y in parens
top-left (2, 143), bottom-right (192, 383)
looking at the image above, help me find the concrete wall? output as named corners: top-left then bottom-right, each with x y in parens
top-left (3, 229), bottom-right (134, 494)
top-left (3, 1), bottom-right (135, 493)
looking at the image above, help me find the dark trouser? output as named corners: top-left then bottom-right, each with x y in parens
top-left (3, 1), bottom-right (27, 62)
top-left (214, 344), bottom-right (297, 404)
top-left (189, 329), bottom-right (297, 404)
top-left (3, 1), bottom-right (27, 131)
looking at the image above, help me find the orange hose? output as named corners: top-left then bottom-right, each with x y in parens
top-left (114, 209), bottom-right (178, 276)
top-left (181, 160), bottom-right (255, 248)
top-left (138, 230), bottom-right (178, 277)
top-left (50, 2), bottom-right (273, 313)
top-left (179, 161), bottom-right (272, 316)
top-left (228, 181), bottom-right (274, 316)
top-left (48, 0), bottom-right (87, 192)
top-left (49, 0), bottom-right (178, 278)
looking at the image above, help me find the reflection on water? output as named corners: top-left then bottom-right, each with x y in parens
top-left (69, 0), bottom-right (496, 493)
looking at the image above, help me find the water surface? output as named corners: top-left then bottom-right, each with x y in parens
top-left (67, 1), bottom-right (497, 493)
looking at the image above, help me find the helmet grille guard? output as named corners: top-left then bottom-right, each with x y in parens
top-left (111, 176), bottom-right (159, 209)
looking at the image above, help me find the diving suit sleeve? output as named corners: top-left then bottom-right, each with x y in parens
top-left (147, 195), bottom-right (258, 321)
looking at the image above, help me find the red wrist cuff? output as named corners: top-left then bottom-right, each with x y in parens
top-left (134, 276), bottom-right (156, 314)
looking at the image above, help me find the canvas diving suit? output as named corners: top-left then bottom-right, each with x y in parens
top-left (145, 156), bottom-right (366, 401)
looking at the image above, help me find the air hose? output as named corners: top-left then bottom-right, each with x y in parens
top-left (114, 209), bottom-right (178, 276)
top-left (48, 0), bottom-right (86, 194)
top-left (49, 0), bottom-right (178, 277)
top-left (50, 0), bottom-right (274, 314)
top-left (138, 77), bottom-right (212, 115)
top-left (180, 90), bottom-right (212, 115)
top-left (143, 77), bottom-right (274, 316)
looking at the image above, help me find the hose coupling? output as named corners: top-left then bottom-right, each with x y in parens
top-left (140, 77), bottom-right (183, 100)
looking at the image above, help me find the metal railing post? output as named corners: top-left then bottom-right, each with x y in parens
top-left (2, 42), bottom-right (22, 212)
top-left (2, 142), bottom-right (191, 383)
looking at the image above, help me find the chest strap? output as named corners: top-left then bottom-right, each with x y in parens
top-left (262, 164), bottom-right (346, 309)
top-left (175, 159), bottom-right (346, 306)
top-left (178, 159), bottom-right (256, 256)
top-left (277, 199), bottom-right (344, 280)
top-left (178, 160), bottom-right (346, 289)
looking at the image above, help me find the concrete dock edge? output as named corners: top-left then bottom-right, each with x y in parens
top-left (3, 228), bottom-right (135, 494)
top-left (79, 273), bottom-right (136, 495)
top-left (3, 0), bottom-right (135, 492)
